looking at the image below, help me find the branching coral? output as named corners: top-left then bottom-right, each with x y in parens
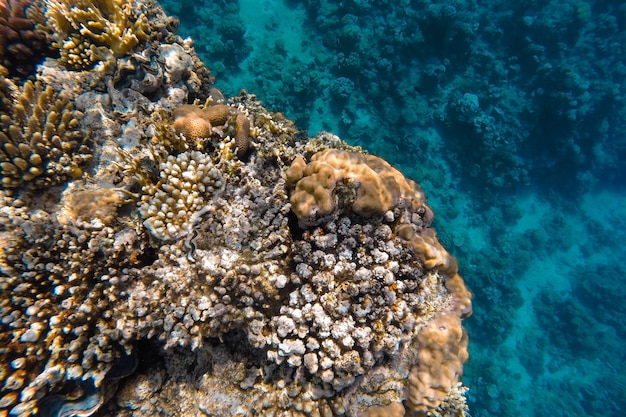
top-left (0, 79), bottom-right (90, 189)
top-left (0, 0), bottom-right (50, 76)
top-left (139, 150), bottom-right (224, 240)
top-left (44, 0), bottom-right (149, 69)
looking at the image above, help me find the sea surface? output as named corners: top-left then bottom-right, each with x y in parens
top-left (159, 1), bottom-right (626, 416)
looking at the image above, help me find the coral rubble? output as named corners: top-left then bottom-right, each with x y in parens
top-left (0, 1), bottom-right (472, 416)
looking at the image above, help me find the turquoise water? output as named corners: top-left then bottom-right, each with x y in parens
top-left (160, 1), bottom-right (626, 416)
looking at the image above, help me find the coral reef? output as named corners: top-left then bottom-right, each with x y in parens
top-left (156, 1), bottom-right (626, 417)
top-left (0, 1), bottom-right (472, 416)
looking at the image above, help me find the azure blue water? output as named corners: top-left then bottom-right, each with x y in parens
top-left (159, 1), bottom-right (626, 416)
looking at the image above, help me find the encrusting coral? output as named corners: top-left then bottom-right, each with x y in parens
top-left (286, 148), bottom-right (428, 225)
top-left (406, 313), bottom-right (469, 414)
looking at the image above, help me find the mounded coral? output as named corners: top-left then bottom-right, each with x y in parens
top-left (172, 101), bottom-right (251, 157)
top-left (406, 313), bottom-right (469, 414)
top-left (286, 149), bottom-right (427, 226)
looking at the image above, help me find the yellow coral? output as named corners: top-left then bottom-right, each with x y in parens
top-left (287, 149), bottom-right (426, 225)
top-left (44, 0), bottom-right (149, 68)
top-left (407, 313), bottom-right (469, 413)
top-left (0, 80), bottom-right (89, 188)
top-left (397, 225), bottom-right (473, 317)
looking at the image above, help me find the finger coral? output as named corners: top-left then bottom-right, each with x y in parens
top-left (0, 79), bottom-right (90, 189)
top-left (139, 150), bottom-right (224, 240)
top-left (44, 0), bottom-right (149, 69)
top-left (0, 0), bottom-right (50, 77)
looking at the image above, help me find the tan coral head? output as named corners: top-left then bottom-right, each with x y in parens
top-left (286, 149), bottom-right (426, 226)
top-left (171, 103), bottom-right (251, 158)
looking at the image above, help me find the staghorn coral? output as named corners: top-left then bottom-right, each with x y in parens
top-left (44, 0), bottom-right (149, 69)
top-left (287, 149), bottom-right (427, 226)
top-left (0, 79), bottom-right (90, 189)
top-left (0, 0), bottom-right (50, 77)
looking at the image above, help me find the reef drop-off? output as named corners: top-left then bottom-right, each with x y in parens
top-left (0, 1), bottom-right (472, 416)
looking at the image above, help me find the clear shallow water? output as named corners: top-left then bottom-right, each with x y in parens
top-left (160, 1), bottom-right (626, 416)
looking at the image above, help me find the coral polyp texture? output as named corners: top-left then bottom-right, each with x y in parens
top-left (139, 150), bottom-right (225, 240)
top-left (172, 101), bottom-right (252, 157)
top-left (286, 149), bottom-right (428, 225)
top-left (0, 1), bottom-right (472, 416)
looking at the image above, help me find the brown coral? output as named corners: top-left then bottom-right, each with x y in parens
top-left (0, 80), bottom-right (90, 189)
top-left (406, 313), bottom-right (469, 414)
top-left (397, 224), bottom-right (473, 317)
top-left (172, 104), bottom-right (213, 148)
top-left (44, 0), bottom-right (149, 69)
top-left (172, 102), bottom-right (251, 157)
top-left (0, 0), bottom-right (50, 77)
top-left (287, 149), bottom-right (426, 225)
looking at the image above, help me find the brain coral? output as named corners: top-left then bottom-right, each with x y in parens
top-left (287, 149), bottom-right (427, 225)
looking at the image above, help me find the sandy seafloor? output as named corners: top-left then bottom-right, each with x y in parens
top-left (160, 0), bottom-right (626, 416)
